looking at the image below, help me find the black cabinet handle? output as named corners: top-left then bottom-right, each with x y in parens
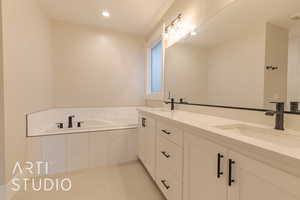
top-left (161, 151), bottom-right (171, 158)
top-left (161, 129), bottom-right (171, 135)
top-left (228, 159), bottom-right (235, 186)
top-left (161, 180), bottom-right (170, 190)
top-left (217, 153), bottom-right (224, 178)
top-left (142, 117), bottom-right (146, 127)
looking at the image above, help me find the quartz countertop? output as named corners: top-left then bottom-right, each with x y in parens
top-left (138, 107), bottom-right (300, 177)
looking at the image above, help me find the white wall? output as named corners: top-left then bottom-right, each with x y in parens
top-left (52, 21), bottom-right (146, 107)
top-left (207, 26), bottom-right (266, 108)
top-left (288, 25), bottom-right (300, 103)
top-left (165, 43), bottom-right (208, 103)
top-left (2, 0), bottom-right (54, 182)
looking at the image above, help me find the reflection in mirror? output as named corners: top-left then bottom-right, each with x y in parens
top-left (164, 0), bottom-right (300, 113)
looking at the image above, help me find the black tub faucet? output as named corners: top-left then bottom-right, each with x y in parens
top-left (290, 101), bottom-right (300, 112)
top-left (68, 115), bottom-right (75, 128)
top-left (265, 102), bottom-right (284, 130)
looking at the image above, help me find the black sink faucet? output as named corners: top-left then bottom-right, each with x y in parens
top-left (166, 91), bottom-right (175, 111)
top-left (165, 98), bottom-right (175, 111)
top-left (68, 115), bottom-right (75, 128)
top-left (265, 102), bottom-right (284, 130)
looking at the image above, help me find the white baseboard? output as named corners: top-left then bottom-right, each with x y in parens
top-left (4, 170), bottom-right (31, 200)
top-left (0, 184), bottom-right (6, 200)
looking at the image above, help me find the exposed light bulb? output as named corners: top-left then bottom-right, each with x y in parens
top-left (101, 10), bottom-right (110, 18)
top-left (191, 31), bottom-right (197, 36)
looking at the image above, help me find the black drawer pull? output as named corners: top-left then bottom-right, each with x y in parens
top-left (217, 153), bottom-right (224, 178)
top-left (161, 180), bottom-right (170, 190)
top-left (161, 151), bottom-right (171, 158)
top-left (161, 129), bottom-right (171, 135)
top-left (228, 159), bottom-right (235, 186)
top-left (142, 117), bottom-right (146, 127)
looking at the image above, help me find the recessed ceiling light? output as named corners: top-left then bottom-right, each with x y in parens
top-left (102, 10), bottom-right (110, 18)
top-left (191, 31), bottom-right (197, 36)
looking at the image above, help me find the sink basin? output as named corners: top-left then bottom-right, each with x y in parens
top-left (153, 108), bottom-right (175, 113)
top-left (214, 124), bottom-right (300, 147)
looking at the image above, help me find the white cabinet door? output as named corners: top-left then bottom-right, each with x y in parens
top-left (138, 115), bottom-right (156, 178)
top-left (228, 151), bottom-right (300, 200)
top-left (138, 115), bottom-right (146, 163)
top-left (183, 133), bottom-right (227, 200)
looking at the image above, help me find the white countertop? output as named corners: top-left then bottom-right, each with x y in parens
top-left (138, 107), bottom-right (300, 176)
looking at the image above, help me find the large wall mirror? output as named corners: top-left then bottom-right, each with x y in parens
top-left (165, 0), bottom-right (300, 113)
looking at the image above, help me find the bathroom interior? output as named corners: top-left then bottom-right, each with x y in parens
top-left (0, 0), bottom-right (300, 199)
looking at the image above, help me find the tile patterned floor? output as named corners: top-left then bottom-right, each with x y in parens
top-left (12, 161), bottom-right (165, 200)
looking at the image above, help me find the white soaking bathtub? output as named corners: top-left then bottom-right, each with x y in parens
top-left (27, 107), bottom-right (141, 137)
top-left (25, 107), bottom-right (141, 175)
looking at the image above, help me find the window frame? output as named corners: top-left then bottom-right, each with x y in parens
top-left (146, 33), bottom-right (165, 100)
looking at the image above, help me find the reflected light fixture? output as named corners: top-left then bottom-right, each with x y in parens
top-left (102, 10), bottom-right (110, 18)
top-left (164, 14), bottom-right (196, 47)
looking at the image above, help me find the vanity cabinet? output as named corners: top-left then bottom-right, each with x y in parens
top-left (138, 110), bottom-right (300, 200)
top-left (183, 132), bottom-right (228, 200)
top-left (228, 151), bottom-right (300, 200)
top-left (156, 122), bottom-right (183, 200)
top-left (184, 132), bottom-right (300, 200)
top-left (138, 115), bottom-right (156, 178)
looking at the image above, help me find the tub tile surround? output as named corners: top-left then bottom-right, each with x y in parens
top-left (138, 107), bottom-right (300, 177)
top-left (26, 129), bottom-right (138, 176)
top-left (27, 107), bottom-right (143, 137)
top-left (42, 135), bottom-right (67, 175)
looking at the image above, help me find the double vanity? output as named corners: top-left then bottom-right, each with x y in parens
top-left (137, 108), bottom-right (300, 200)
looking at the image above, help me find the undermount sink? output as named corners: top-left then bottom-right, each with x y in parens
top-left (214, 124), bottom-right (300, 147)
top-left (154, 108), bottom-right (174, 113)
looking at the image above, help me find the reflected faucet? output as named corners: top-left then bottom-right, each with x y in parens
top-left (265, 102), bottom-right (284, 130)
top-left (68, 115), bottom-right (75, 128)
top-left (179, 98), bottom-right (188, 104)
top-left (170, 98), bottom-right (175, 111)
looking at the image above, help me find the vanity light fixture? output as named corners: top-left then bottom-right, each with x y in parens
top-left (290, 13), bottom-right (300, 20)
top-left (101, 10), bottom-right (110, 18)
top-left (164, 14), bottom-right (196, 47)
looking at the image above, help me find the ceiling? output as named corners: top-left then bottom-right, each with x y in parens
top-left (38, 0), bottom-right (174, 36)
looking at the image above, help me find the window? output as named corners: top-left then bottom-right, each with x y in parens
top-left (147, 39), bottom-right (163, 100)
top-left (151, 41), bottom-right (163, 93)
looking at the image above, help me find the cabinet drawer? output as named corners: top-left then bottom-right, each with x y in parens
top-left (157, 122), bottom-right (183, 146)
top-left (157, 135), bottom-right (182, 181)
top-left (157, 168), bottom-right (182, 200)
